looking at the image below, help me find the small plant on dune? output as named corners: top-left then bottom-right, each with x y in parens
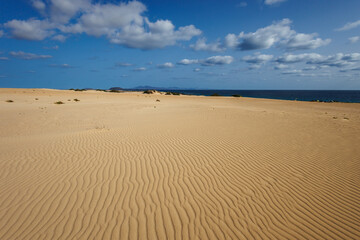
top-left (68, 99), bottom-right (71, 101)
top-left (109, 90), bottom-right (121, 93)
top-left (35, 98), bottom-right (39, 100)
top-left (156, 99), bottom-right (160, 102)
top-left (211, 93), bottom-right (221, 97)
top-left (143, 90), bottom-right (155, 94)
top-left (166, 92), bottom-right (180, 95)
top-left (74, 98), bottom-right (80, 102)
top-left (232, 94), bottom-right (242, 97)
top-left (54, 101), bottom-right (64, 104)
top-left (6, 100), bottom-right (14, 103)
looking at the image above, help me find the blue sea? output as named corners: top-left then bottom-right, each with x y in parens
top-left (159, 90), bottom-right (360, 103)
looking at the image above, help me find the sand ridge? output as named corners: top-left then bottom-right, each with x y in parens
top-left (1, 88), bottom-right (360, 239)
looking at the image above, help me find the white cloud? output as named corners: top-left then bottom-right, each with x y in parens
top-left (0, 30), bottom-right (3, 38)
top-left (243, 54), bottom-right (273, 64)
top-left (178, 56), bottom-right (233, 66)
top-left (31, 0), bottom-right (46, 13)
top-left (336, 20), bottom-right (360, 31)
top-left (177, 59), bottom-right (199, 65)
top-left (276, 52), bottom-right (360, 68)
top-left (226, 19), bottom-right (330, 51)
top-left (50, 0), bottom-right (91, 24)
top-left (10, 51), bottom-right (52, 60)
top-left (157, 62), bottom-right (174, 68)
top-left (52, 34), bottom-right (67, 42)
top-left (193, 68), bottom-right (201, 72)
top-left (201, 56), bottom-right (234, 66)
top-left (349, 36), bottom-right (360, 44)
top-left (133, 67), bottom-right (146, 71)
top-left (265, 0), bottom-right (287, 5)
top-left (3, 1), bottom-right (201, 50)
top-left (190, 38), bottom-right (225, 52)
top-left (274, 64), bottom-right (289, 70)
top-left (282, 69), bottom-right (302, 75)
top-left (0, 57), bottom-right (9, 60)
top-left (283, 33), bottom-right (330, 51)
top-left (4, 19), bottom-right (54, 41)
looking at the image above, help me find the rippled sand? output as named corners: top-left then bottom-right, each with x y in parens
top-left (1, 88), bottom-right (360, 239)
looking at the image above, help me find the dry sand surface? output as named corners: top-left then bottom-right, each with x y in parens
top-left (1, 88), bottom-right (360, 239)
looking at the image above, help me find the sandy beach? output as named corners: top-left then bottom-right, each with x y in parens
top-left (0, 88), bottom-right (359, 239)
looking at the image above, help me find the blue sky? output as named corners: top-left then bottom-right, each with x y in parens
top-left (0, 0), bottom-right (360, 89)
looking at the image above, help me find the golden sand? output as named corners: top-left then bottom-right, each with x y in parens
top-left (1, 88), bottom-right (360, 239)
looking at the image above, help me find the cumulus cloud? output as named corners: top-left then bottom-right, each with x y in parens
top-left (4, 19), bottom-right (55, 41)
top-left (274, 64), bottom-right (289, 70)
top-left (349, 36), bottom-right (360, 44)
top-left (193, 68), bottom-right (201, 72)
top-left (201, 56), bottom-right (234, 66)
top-left (31, 0), bottom-right (46, 13)
top-left (225, 19), bottom-right (330, 51)
top-left (190, 38), bottom-right (225, 52)
top-left (177, 59), bottom-right (199, 65)
top-left (283, 33), bottom-right (331, 51)
top-left (3, 1), bottom-right (201, 50)
top-left (0, 30), bottom-right (3, 38)
top-left (52, 34), bottom-right (67, 42)
top-left (265, 0), bottom-right (287, 5)
top-left (178, 56), bottom-right (233, 66)
top-left (0, 57), bottom-right (9, 60)
top-left (335, 20), bottom-right (360, 31)
top-left (10, 51), bottom-right (52, 60)
top-left (49, 0), bottom-right (91, 24)
top-left (157, 62), bottom-right (174, 68)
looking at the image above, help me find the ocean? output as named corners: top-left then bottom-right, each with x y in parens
top-left (159, 90), bottom-right (360, 103)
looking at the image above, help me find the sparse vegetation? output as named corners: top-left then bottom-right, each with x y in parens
top-left (232, 94), bottom-right (242, 97)
top-left (211, 93), bottom-right (221, 97)
top-left (109, 89), bottom-right (121, 93)
top-left (6, 100), bottom-right (14, 103)
top-left (74, 99), bottom-right (80, 102)
top-left (165, 92), bottom-right (180, 95)
top-left (156, 99), bottom-right (160, 102)
top-left (74, 89), bottom-right (86, 91)
top-left (143, 90), bottom-right (156, 94)
top-left (54, 101), bottom-right (64, 104)
top-left (35, 98), bottom-right (39, 100)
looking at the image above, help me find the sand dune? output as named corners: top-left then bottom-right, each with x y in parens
top-left (1, 88), bottom-right (360, 239)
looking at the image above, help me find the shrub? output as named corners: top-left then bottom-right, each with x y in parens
top-left (54, 101), bottom-right (64, 104)
top-left (211, 93), bottom-right (221, 97)
top-left (143, 90), bottom-right (156, 94)
top-left (74, 99), bottom-right (80, 102)
top-left (6, 100), bottom-right (13, 103)
top-left (165, 92), bottom-right (180, 95)
top-left (232, 94), bottom-right (242, 97)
